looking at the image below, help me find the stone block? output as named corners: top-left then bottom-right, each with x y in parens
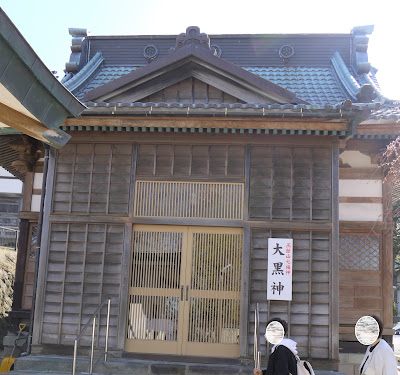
top-left (338, 364), bottom-right (355, 375)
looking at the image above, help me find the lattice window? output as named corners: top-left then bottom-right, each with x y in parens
top-left (134, 181), bottom-right (244, 220)
top-left (339, 235), bottom-right (380, 270)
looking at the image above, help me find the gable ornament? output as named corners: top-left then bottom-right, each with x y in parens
top-left (170, 26), bottom-right (217, 55)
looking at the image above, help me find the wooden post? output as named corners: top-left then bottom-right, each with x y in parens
top-left (118, 223), bottom-right (133, 349)
top-left (32, 147), bottom-right (56, 345)
top-left (330, 141), bottom-right (340, 360)
top-left (382, 179), bottom-right (394, 331)
top-left (12, 219), bottom-right (30, 311)
top-left (240, 225), bottom-right (251, 356)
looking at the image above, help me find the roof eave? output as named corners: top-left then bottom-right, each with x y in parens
top-left (0, 8), bottom-right (86, 128)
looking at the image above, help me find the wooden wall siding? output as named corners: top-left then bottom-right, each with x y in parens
top-left (137, 144), bottom-right (245, 178)
top-left (143, 77), bottom-right (244, 104)
top-left (53, 143), bottom-right (133, 214)
top-left (40, 223), bottom-right (124, 347)
top-left (250, 146), bottom-right (331, 220)
top-left (134, 181), bottom-right (244, 219)
top-left (339, 235), bottom-right (382, 325)
top-left (249, 230), bottom-right (331, 359)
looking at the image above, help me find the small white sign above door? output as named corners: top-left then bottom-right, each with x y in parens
top-left (267, 238), bottom-right (293, 301)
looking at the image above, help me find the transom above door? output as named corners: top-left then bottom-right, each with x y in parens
top-left (125, 225), bottom-right (243, 358)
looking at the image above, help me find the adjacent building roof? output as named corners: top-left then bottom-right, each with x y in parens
top-left (0, 7), bottom-right (85, 149)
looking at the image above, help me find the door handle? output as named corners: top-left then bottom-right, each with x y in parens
top-left (186, 286), bottom-right (189, 301)
top-left (181, 285), bottom-right (184, 300)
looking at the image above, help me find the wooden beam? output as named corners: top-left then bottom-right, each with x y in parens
top-left (0, 102), bottom-right (70, 148)
top-left (63, 132), bottom-right (339, 148)
top-left (357, 123), bottom-right (400, 135)
top-left (63, 116), bottom-right (348, 131)
top-left (339, 168), bottom-right (381, 180)
top-left (339, 221), bottom-right (394, 232)
top-left (18, 211), bottom-right (40, 221)
top-left (339, 197), bottom-right (382, 203)
top-left (48, 213), bottom-right (333, 231)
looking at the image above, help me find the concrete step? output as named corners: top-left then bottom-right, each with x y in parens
top-left (8, 355), bottom-right (346, 375)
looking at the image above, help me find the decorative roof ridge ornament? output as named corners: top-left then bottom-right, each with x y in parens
top-left (351, 25), bottom-right (374, 75)
top-left (65, 28), bottom-right (88, 74)
top-left (356, 84), bottom-right (376, 103)
top-left (170, 26), bottom-right (215, 55)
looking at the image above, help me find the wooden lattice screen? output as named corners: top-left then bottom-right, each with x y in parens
top-left (134, 181), bottom-right (244, 219)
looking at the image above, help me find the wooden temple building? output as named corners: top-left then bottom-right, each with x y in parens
top-left (2, 21), bottom-right (400, 371)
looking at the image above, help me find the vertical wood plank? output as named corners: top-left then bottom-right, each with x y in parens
top-left (153, 145), bottom-right (157, 176)
top-left (244, 145), bottom-right (250, 222)
top-left (270, 148), bottom-right (274, 220)
top-left (117, 223), bottom-right (133, 349)
top-left (290, 149), bottom-right (293, 220)
top-left (57, 224), bottom-right (70, 344)
top-left (310, 150), bottom-right (313, 220)
top-left (240, 226), bottom-right (251, 357)
top-left (32, 147), bottom-right (56, 345)
top-left (69, 145), bottom-right (77, 213)
top-left (207, 146), bottom-right (210, 176)
top-left (330, 142), bottom-right (339, 360)
top-left (106, 145), bottom-right (113, 214)
top-left (76, 224), bottom-right (88, 333)
top-left (129, 144), bottom-right (137, 218)
top-left (87, 145), bottom-right (95, 213)
top-left (308, 231), bottom-right (312, 357)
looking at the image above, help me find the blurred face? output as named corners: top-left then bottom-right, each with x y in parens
top-left (265, 321), bottom-right (284, 345)
top-left (355, 316), bottom-right (379, 345)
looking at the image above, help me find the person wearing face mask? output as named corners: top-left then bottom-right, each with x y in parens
top-left (253, 318), bottom-right (297, 375)
top-left (359, 315), bottom-right (397, 375)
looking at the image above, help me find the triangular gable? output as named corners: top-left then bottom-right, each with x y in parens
top-left (121, 77), bottom-right (246, 104)
top-left (84, 28), bottom-right (308, 105)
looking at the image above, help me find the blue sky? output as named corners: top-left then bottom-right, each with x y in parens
top-left (1, 0), bottom-right (399, 99)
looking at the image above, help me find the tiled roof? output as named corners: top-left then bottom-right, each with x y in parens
top-left (244, 66), bottom-right (348, 105)
top-left (74, 65), bottom-right (138, 100)
top-left (370, 104), bottom-right (400, 119)
top-left (71, 65), bottom-right (348, 105)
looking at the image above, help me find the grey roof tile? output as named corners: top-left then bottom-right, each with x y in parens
top-left (75, 65), bottom-right (349, 105)
top-left (244, 66), bottom-right (348, 104)
top-left (74, 65), bottom-right (138, 99)
top-left (370, 104), bottom-right (400, 119)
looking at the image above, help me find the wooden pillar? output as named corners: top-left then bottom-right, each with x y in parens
top-left (331, 141), bottom-right (339, 360)
top-left (382, 179), bottom-right (394, 331)
top-left (240, 145), bottom-right (251, 357)
top-left (32, 148), bottom-right (56, 345)
top-left (12, 219), bottom-right (30, 311)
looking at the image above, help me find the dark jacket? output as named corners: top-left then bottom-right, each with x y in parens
top-left (262, 345), bottom-right (297, 375)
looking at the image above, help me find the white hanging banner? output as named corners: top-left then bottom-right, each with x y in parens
top-left (267, 238), bottom-right (293, 301)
